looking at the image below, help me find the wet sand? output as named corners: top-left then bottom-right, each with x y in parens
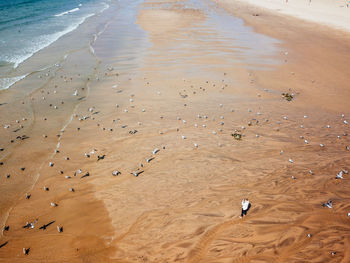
top-left (0, 0), bottom-right (350, 262)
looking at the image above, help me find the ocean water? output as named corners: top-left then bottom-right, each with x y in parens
top-left (0, 0), bottom-right (109, 90)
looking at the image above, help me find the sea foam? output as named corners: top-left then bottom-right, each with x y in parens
top-left (55, 7), bottom-right (80, 17)
top-left (11, 13), bottom-right (94, 69)
top-left (0, 74), bottom-right (28, 91)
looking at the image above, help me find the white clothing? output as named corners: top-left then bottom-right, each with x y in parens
top-left (242, 200), bottom-right (250, 210)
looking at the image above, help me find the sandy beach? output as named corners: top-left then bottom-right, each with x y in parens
top-left (0, 0), bottom-right (350, 262)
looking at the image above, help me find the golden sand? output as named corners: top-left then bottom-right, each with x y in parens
top-left (0, 0), bottom-right (350, 262)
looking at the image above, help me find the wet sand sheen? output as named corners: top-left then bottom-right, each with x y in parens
top-left (1, 0), bottom-right (350, 262)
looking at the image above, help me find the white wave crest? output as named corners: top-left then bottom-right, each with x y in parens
top-left (0, 74), bottom-right (28, 91)
top-left (12, 13), bottom-right (94, 69)
top-left (55, 7), bottom-right (80, 17)
top-left (99, 3), bottom-right (110, 13)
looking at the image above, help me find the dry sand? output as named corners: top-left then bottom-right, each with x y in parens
top-left (0, 0), bottom-right (350, 262)
top-left (224, 0), bottom-right (350, 33)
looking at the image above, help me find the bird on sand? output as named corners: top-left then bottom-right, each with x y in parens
top-left (152, 148), bottom-right (159, 154)
top-left (112, 170), bottom-right (121, 176)
top-left (336, 171), bottom-right (343, 179)
top-left (131, 170), bottom-right (144, 177)
top-left (146, 157), bottom-right (154, 163)
top-left (81, 172), bottom-right (90, 178)
top-left (97, 155), bottom-right (106, 161)
top-left (322, 200), bottom-right (333, 208)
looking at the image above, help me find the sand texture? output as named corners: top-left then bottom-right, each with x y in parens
top-left (221, 0), bottom-right (350, 33)
top-left (0, 0), bottom-right (350, 262)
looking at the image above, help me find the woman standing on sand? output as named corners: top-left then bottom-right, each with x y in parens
top-left (240, 198), bottom-right (250, 218)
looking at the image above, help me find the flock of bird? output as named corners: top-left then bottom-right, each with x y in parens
top-left (0, 63), bottom-right (349, 258)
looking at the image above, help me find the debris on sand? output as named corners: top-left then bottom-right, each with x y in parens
top-left (282, 92), bottom-right (294, 101)
top-left (232, 132), bottom-right (242, 140)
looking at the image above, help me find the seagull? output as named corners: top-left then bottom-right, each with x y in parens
top-left (289, 158), bottom-right (294, 163)
top-left (112, 170), bottom-right (121, 176)
top-left (23, 248), bottom-right (30, 255)
top-left (49, 162), bottom-right (54, 167)
top-left (73, 90), bottom-right (78, 96)
top-left (146, 157), bottom-right (154, 163)
top-left (50, 202), bottom-right (58, 207)
top-left (43, 187), bottom-right (49, 191)
top-left (81, 172), bottom-right (90, 178)
top-left (322, 200), bottom-right (332, 208)
top-left (97, 155), bottom-right (106, 161)
top-left (69, 188), bottom-right (75, 192)
top-left (152, 148), bottom-right (159, 155)
top-left (336, 171), bottom-right (343, 179)
top-left (194, 143), bottom-right (198, 148)
top-left (23, 220), bottom-right (36, 229)
top-left (57, 226), bottom-right (63, 233)
top-left (131, 170), bottom-right (144, 177)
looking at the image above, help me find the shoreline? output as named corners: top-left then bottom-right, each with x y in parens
top-left (0, 0), bottom-right (111, 91)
